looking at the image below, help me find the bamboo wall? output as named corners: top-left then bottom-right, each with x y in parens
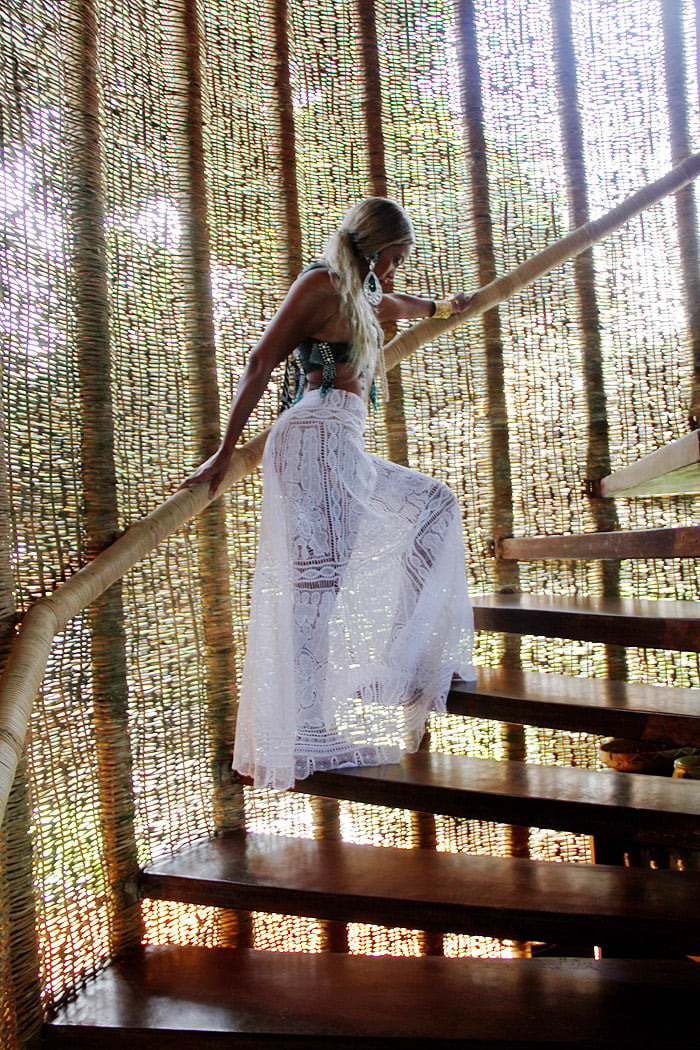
top-left (1, 0), bottom-right (699, 1044)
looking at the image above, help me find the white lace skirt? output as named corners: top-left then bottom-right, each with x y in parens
top-left (232, 388), bottom-right (475, 791)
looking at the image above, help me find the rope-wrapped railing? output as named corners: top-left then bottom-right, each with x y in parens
top-left (383, 151), bottom-right (700, 369)
top-left (1, 151), bottom-right (699, 822)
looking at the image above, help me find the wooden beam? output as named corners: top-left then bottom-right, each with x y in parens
top-left (45, 946), bottom-right (700, 1047)
top-left (297, 750), bottom-right (700, 849)
top-left (497, 525), bottom-right (700, 560)
top-left (448, 668), bottom-right (700, 746)
top-left (140, 830), bottom-right (700, 953)
top-left (472, 593), bottom-right (700, 652)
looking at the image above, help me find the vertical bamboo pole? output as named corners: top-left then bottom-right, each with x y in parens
top-left (0, 376), bottom-right (42, 1046)
top-left (272, 0), bottom-right (304, 285)
top-left (180, 0), bottom-right (242, 836)
top-left (696, 0), bottom-right (700, 118)
top-left (1, 758), bottom-right (42, 1050)
top-left (550, 0), bottom-right (626, 682)
top-left (457, 0), bottom-right (521, 635)
top-left (457, 2), bottom-right (529, 949)
top-left (663, 0), bottom-right (700, 428)
top-left (272, 0), bottom-right (349, 955)
top-left (178, 0), bottom-right (245, 948)
top-left (357, 0), bottom-right (388, 198)
top-left (357, 0), bottom-right (411, 467)
top-left (358, 0), bottom-right (441, 956)
top-left (67, 0), bottom-right (142, 954)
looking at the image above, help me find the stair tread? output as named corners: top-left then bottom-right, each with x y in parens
top-left (449, 667), bottom-right (700, 744)
top-left (294, 751), bottom-right (700, 848)
top-left (498, 524), bottom-right (700, 560)
top-left (45, 945), bottom-right (700, 1046)
top-left (141, 830), bottom-right (700, 949)
top-left (598, 430), bottom-right (700, 498)
top-left (472, 593), bottom-right (700, 651)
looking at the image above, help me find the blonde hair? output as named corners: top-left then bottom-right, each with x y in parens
top-left (321, 198), bottom-right (415, 376)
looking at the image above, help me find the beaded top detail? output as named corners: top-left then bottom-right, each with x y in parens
top-left (312, 340), bottom-right (336, 397)
top-left (280, 338), bottom-right (353, 412)
top-left (296, 337), bottom-right (352, 375)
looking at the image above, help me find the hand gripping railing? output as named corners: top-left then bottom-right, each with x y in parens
top-left (1, 151), bottom-right (699, 822)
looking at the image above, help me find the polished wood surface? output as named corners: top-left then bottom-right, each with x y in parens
top-left (497, 525), bottom-right (700, 560)
top-left (141, 830), bottom-right (700, 952)
top-left (294, 750), bottom-right (700, 848)
top-left (472, 593), bottom-right (700, 651)
top-left (45, 946), bottom-right (700, 1047)
top-left (449, 667), bottom-right (700, 745)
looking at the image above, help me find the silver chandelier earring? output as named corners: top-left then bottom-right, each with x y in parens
top-left (362, 254), bottom-right (383, 306)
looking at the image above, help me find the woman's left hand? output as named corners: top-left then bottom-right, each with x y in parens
top-left (449, 291), bottom-right (474, 314)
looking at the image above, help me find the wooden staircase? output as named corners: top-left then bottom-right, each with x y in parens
top-left (294, 748), bottom-right (700, 848)
top-left (45, 947), bottom-right (700, 1048)
top-left (44, 520), bottom-right (700, 1046)
top-left (472, 593), bottom-right (700, 651)
top-left (139, 830), bottom-right (700, 954)
top-left (450, 668), bottom-right (700, 745)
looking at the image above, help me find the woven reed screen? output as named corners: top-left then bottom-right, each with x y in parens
top-left (1, 0), bottom-right (700, 1041)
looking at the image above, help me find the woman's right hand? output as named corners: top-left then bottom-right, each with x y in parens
top-left (179, 445), bottom-right (233, 500)
top-left (176, 268), bottom-right (335, 502)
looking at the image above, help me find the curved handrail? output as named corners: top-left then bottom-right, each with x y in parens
top-left (1, 151), bottom-right (699, 821)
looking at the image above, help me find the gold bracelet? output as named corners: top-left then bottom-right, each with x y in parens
top-left (432, 299), bottom-right (453, 319)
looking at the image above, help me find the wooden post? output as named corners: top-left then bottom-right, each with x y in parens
top-left (0, 367), bottom-right (42, 1046)
top-left (550, 0), bottom-right (627, 682)
top-left (67, 0), bottom-right (143, 953)
top-left (1, 759), bottom-right (43, 1049)
top-left (273, 0), bottom-right (304, 285)
top-left (180, 0), bottom-right (242, 840)
top-left (176, 0), bottom-right (246, 949)
top-left (458, 0), bottom-right (529, 931)
top-left (663, 0), bottom-right (700, 429)
top-left (457, 0), bottom-right (521, 642)
top-left (357, 0), bottom-right (411, 468)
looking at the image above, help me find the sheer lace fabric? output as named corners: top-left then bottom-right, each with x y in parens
top-left (233, 389), bottom-right (475, 791)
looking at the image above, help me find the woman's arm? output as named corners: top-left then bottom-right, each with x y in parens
top-left (180, 268), bottom-right (337, 496)
top-left (377, 290), bottom-right (473, 323)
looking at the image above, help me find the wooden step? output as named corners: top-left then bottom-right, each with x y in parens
top-left (141, 830), bottom-right (700, 953)
top-left (449, 668), bottom-right (700, 746)
top-left (472, 593), bottom-right (700, 651)
top-left (496, 525), bottom-right (700, 561)
top-left (293, 751), bottom-right (700, 849)
top-left (44, 945), bottom-right (700, 1047)
top-left (594, 430), bottom-right (700, 498)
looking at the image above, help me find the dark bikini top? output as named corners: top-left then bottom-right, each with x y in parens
top-left (280, 339), bottom-right (349, 411)
top-left (296, 337), bottom-right (352, 374)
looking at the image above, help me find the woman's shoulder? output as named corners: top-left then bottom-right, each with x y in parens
top-left (290, 262), bottom-right (338, 302)
top-left (266, 262), bottom-right (341, 343)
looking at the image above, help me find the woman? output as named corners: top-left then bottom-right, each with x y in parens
top-left (183, 198), bottom-right (475, 791)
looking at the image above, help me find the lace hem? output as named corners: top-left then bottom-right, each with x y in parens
top-left (233, 389), bottom-right (475, 791)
